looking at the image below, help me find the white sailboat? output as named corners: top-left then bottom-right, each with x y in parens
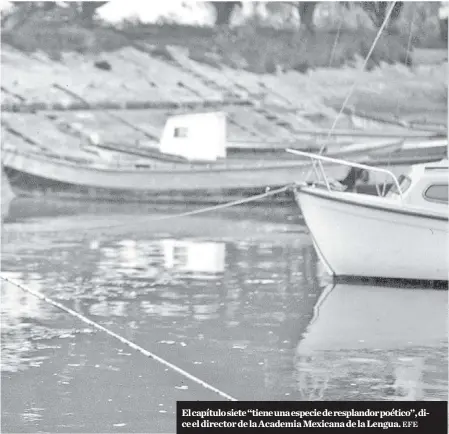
top-left (288, 150), bottom-right (448, 281)
top-left (286, 0), bottom-right (448, 283)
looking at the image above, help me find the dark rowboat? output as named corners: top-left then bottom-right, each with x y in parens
top-left (2, 138), bottom-right (404, 205)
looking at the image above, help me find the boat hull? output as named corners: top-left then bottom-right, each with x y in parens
top-left (2, 147), bottom-right (340, 204)
top-left (0, 139), bottom-right (413, 205)
top-left (4, 166), bottom-right (298, 204)
top-left (294, 187), bottom-right (449, 281)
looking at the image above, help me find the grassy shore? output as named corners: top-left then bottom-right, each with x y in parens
top-left (2, 19), bottom-right (417, 74)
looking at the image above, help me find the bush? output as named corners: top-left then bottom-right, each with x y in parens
top-left (192, 25), bottom-right (411, 73)
top-left (0, 4), bottom-right (429, 74)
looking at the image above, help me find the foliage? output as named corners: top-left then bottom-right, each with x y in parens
top-left (1, 1), bottom-right (445, 73)
top-left (358, 2), bottom-right (404, 28)
top-left (211, 1), bottom-right (241, 26)
top-left (1, 1), bottom-right (108, 31)
top-left (296, 2), bottom-right (318, 29)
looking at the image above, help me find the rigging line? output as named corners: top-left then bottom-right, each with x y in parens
top-left (0, 274), bottom-right (238, 402)
top-left (322, 0), bottom-right (397, 148)
top-left (301, 1), bottom-right (398, 183)
top-left (328, 11), bottom-right (343, 68)
top-left (395, 5), bottom-right (417, 119)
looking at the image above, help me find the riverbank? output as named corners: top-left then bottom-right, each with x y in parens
top-left (1, 16), bottom-right (447, 165)
top-left (2, 18), bottom-right (443, 73)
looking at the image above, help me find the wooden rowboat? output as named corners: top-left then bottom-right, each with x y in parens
top-left (1, 144), bottom-right (401, 205)
top-left (1, 112), bottom-right (405, 205)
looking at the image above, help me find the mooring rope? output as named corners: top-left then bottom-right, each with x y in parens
top-left (0, 274), bottom-right (238, 401)
top-left (42, 184), bottom-right (295, 234)
top-left (133, 184), bottom-right (293, 222)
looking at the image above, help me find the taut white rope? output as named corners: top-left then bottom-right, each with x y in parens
top-left (1, 274), bottom-right (238, 402)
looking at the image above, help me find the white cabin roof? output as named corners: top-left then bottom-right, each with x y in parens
top-left (424, 158), bottom-right (448, 168)
top-left (407, 159), bottom-right (448, 180)
top-left (159, 111), bottom-right (227, 161)
top-left (394, 159), bottom-right (448, 211)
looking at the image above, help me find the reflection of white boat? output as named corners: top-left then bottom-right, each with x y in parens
top-left (296, 283), bottom-right (448, 401)
top-left (290, 149), bottom-right (448, 281)
top-left (298, 283), bottom-right (447, 353)
top-left (101, 238), bottom-right (227, 281)
top-left (162, 239), bottom-right (226, 279)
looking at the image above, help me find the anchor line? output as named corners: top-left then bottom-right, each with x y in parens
top-left (54, 183), bottom-right (295, 234)
top-left (0, 274), bottom-right (238, 402)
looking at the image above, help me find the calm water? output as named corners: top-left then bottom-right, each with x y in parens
top-left (1, 198), bottom-right (447, 433)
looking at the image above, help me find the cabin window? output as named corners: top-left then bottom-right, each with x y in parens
top-left (174, 127), bottom-right (188, 138)
top-left (386, 174), bottom-right (411, 197)
top-left (424, 184), bottom-right (448, 204)
top-left (173, 245), bottom-right (188, 267)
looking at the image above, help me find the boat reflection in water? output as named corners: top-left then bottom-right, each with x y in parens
top-left (161, 239), bottom-right (226, 280)
top-left (2, 226), bottom-right (324, 383)
top-left (1, 167), bottom-right (14, 222)
top-left (295, 283), bottom-right (448, 401)
top-left (96, 238), bottom-right (226, 285)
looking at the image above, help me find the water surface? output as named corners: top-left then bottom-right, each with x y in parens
top-left (1, 198), bottom-right (447, 433)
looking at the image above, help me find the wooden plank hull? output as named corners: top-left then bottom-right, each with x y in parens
top-left (0, 139), bottom-right (409, 205)
top-left (3, 166), bottom-right (297, 204)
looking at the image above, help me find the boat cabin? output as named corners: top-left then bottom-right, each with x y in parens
top-left (159, 111), bottom-right (227, 161)
top-left (385, 159), bottom-right (448, 211)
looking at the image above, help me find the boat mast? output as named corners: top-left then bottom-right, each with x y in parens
top-left (320, 1), bottom-right (398, 152)
top-left (299, 1), bottom-right (398, 183)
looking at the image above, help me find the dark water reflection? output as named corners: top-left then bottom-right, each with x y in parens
top-left (1, 198), bottom-right (447, 432)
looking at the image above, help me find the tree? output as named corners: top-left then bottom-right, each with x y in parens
top-left (1, 1), bottom-right (109, 30)
top-left (360, 2), bottom-right (404, 28)
top-left (211, 1), bottom-right (241, 26)
top-left (1, 2), bottom-right (41, 31)
top-left (296, 2), bottom-right (318, 30)
top-left (40, 2), bottom-right (57, 12)
top-left (79, 1), bottom-right (108, 25)
top-left (441, 17), bottom-right (448, 43)
top-left (439, 2), bottom-right (448, 44)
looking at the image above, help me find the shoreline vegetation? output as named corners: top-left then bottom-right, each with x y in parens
top-left (1, 2), bottom-right (447, 74)
top-left (1, 2), bottom-right (446, 133)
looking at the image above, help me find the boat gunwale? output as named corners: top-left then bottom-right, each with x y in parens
top-left (295, 186), bottom-right (449, 222)
top-left (2, 137), bottom-right (406, 175)
top-left (1, 147), bottom-right (366, 176)
top-left (3, 146), bottom-right (327, 172)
